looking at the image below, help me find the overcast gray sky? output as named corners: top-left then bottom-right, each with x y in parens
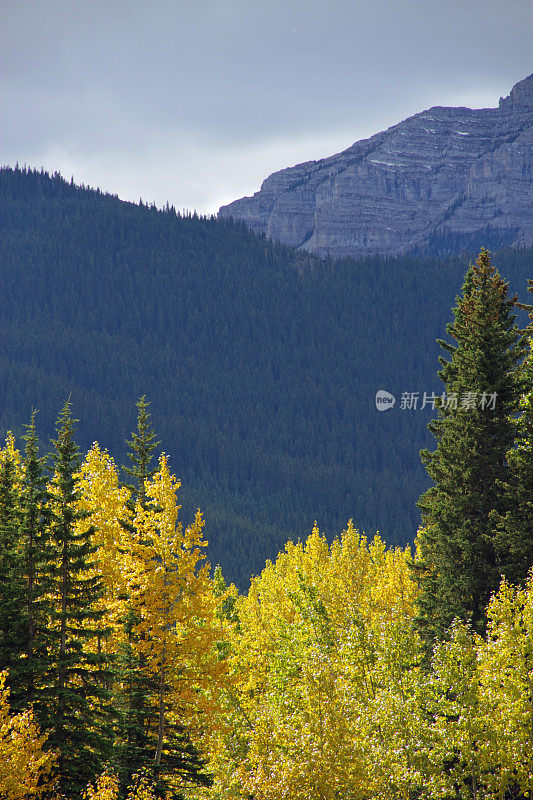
top-left (1, 0), bottom-right (532, 214)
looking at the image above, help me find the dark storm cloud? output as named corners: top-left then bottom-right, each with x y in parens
top-left (2, 0), bottom-right (532, 211)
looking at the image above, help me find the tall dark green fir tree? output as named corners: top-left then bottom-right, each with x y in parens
top-left (0, 436), bottom-right (27, 709)
top-left (123, 396), bottom-right (161, 504)
top-left (116, 397), bottom-right (160, 792)
top-left (414, 250), bottom-right (526, 646)
top-left (17, 412), bottom-right (54, 717)
top-left (45, 402), bottom-right (114, 797)
top-left (493, 279), bottom-right (533, 586)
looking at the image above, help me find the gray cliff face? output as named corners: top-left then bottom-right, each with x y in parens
top-left (218, 75), bottom-right (533, 258)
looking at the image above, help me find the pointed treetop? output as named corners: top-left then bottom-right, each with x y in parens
top-left (51, 399), bottom-right (80, 466)
top-left (123, 396), bottom-right (161, 493)
top-left (22, 409), bottom-right (40, 462)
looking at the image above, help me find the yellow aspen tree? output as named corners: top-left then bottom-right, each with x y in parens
top-left (478, 577), bottom-right (533, 797)
top-left (126, 454), bottom-right (223, 793)
top-left (419, 622), bottom-right (490, 800)
top-left (206, 522), bottom-right (421, 800)
top-left (76, 443), bottom-right (134, 649)
top-left (125, 772), bottom-right (157, 800)
top-left (0, 670), bottom-right (56, 799)
top-left (328, 530), bottom-right (424, 799)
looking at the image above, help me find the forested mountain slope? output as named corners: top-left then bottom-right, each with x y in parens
top-left (1, 165), bottom-right (531, 585)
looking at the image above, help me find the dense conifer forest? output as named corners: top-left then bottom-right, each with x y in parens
top-left (1, 165), bottom-right (531, 586)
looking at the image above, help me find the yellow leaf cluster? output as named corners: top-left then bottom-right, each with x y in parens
top-left (84, 770), bottom-right (120, 800)
top-left (478, 578), bottom-right (533, 795)
top-left (126, 456), bottom-right (222, 695)
top-left (75, 444), bottom-right (134, 639)
top-left (84, 769), bottom-right (159, 800)
top-left (203, 522), bottom-right (421, 800)
top-left (0, 671), bottom-right (56, 800)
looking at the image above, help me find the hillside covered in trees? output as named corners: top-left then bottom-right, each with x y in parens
top-left (0, 251), bottom-right (532, 798)
top-left (1, 165), bottom-right (531, 585)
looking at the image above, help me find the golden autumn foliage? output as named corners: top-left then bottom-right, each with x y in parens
top-left (84, 769), bottom-right (162, 800)
top-left (84, 770), bottom-right (120, 800)
top-left (0, 431), bottom-right (22, 474)
top-left (74, 448), bottom-right (226, 792)
top-left (0, 671), bottom-right (56, 799)
top-left (124, 455), bottom-right (226, 744)
top-left (478, 578), bottom-right (533, 795)
top-left (76, 443), bottom-right (133, 598)
top-left (75, 443), bottom-right (134, 656)
top-left (201, 522), bottom-right (421, 800)
top-left (74, 447), bottom-right (225, 700)
top-left (3, 424), bottom-right (533, 799)
top-left (411, 579), bottom-right (533, 800)
top-left (197, 521), bottom-right (533, 800)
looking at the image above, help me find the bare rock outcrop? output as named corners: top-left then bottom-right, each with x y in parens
top-left (219, 75), bottom-right (533, 258)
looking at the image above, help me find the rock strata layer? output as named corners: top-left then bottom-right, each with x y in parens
top-left (219, 75), bottom-right (533, 258)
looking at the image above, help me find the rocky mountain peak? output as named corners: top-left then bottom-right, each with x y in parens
top-left (500, 73), bottom-right (533, 109)
top-left (219, 75), bottom-right (533, 259)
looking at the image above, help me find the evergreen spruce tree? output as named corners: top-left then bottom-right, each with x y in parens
top-left (116, 397), bottom-right (160, 791)
top-left (493, 280), bottom-right (533, 585)
top-left (123, 396), bottom-right (160, 504)
top-left (45, 402), bottom-right (114, 797)
top-left (0, 440), bottom-right (27, 709)
top-left (18, 412), bottom-right (54, 717)
top-left (414, 250), bottom-right (526, 646)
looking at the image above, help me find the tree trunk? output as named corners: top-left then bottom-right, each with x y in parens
top-left (26, 511), bottom-right (35, 702)
top-left (57, 531), bottom-right (69, 758)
